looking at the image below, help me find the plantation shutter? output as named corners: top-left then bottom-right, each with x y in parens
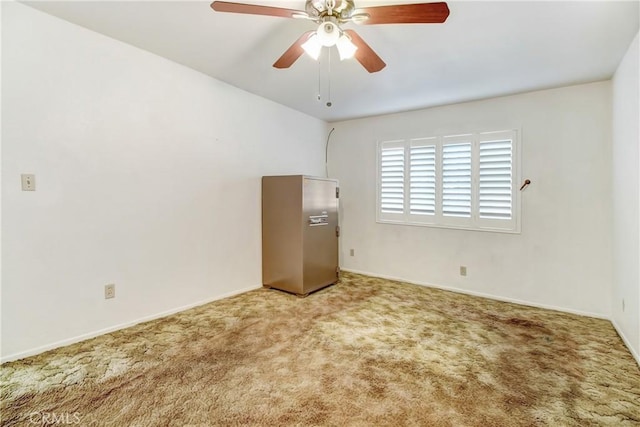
top-left (479, 139), bottom-right (513, 219)
top-left (377, 130), bottom-right (519, 232)
top-left (379, 141), bottom-right (405, 215)
top-left (409, 139), bottom-right (436, 216)
top-left (442, 142), bottom-right (472, 217)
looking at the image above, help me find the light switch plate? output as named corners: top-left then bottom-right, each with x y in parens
top-left (21, 174), bottom-right (36, 191)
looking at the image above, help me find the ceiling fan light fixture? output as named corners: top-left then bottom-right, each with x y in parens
top-left (301, 33), bottom-right (323, 60)
top-left (336, 34), bottom-right (357, 60)
top-left (317, 21), bottom-right (340, 47)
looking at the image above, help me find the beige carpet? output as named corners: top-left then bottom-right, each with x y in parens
top-left (1, 273), bottom-right (639, 426)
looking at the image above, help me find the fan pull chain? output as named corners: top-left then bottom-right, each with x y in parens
top-left (317, 52), bottom-right (322, 102)
top-left (326, 49), bottom-right (332, 107)
top-left (316, 48), bottom-right (332, 107)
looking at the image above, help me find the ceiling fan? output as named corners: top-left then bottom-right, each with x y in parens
top-left (210, 1), bottom-right (449, 73)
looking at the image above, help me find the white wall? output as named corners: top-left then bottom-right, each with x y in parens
top-left (0, 1), bottom-right (4, 363)
top-left (329, 82), bottom-right (612, 317)
top-left (612, 32), bottom-right (640, 362)
top-left (1, 2), bottom-right (328, 361)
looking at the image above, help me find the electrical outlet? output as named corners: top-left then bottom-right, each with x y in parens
top-left (105, 284), bottom-right (115, 299)
top-left (350, 249), bottom-right (355, 256)
top-left (460, 266), bottom-right (467, 276)
top-left (21, 174), bottom-right (36, 191)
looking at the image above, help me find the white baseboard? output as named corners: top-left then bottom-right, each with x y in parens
top-left (1, 284), bottom-right (262, 364)
top-left (342, 268), bottom-right (609, 320)
top-left (611, 319), bottom-right (640, 367)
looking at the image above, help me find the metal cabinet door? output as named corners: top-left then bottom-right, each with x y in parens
top-left (302, 177), bottom-right (339, 293)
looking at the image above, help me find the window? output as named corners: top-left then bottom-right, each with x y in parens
top-left (377, 130), bottom-right (519, 233)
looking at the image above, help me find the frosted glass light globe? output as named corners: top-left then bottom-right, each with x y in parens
top-left (317, 22), bottom-right (340, 47)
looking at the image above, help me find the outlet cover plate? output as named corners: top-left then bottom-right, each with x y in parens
top-left (105, 284), bottom-right (115, 299)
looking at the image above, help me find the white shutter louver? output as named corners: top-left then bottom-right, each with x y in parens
top-left (442, 142), bottom-right (472, 217)
top-left (479, 139), bottom-right (512, 219)
top-left (409, 143), bottom-right (436, 215)
top-left (380, 145), bottom-right (405, 214)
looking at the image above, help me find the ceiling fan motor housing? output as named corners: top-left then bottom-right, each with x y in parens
top-left (306, 0), bottom-right (356, 21)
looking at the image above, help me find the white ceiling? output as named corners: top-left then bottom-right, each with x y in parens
top-left (21, 0), bottom-right (640, 122)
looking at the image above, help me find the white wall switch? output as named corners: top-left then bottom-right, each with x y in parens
top-left (21, 174), bottom-right (36, 191)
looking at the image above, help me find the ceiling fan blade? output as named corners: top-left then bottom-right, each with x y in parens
top-left (273, 31), bottom-right (314, 69)
top-left (344, 30), bottom-right (386, 73)
top-left (211, 1), bottom-right (305, 19)
top-left (356, 2), bottom-right (449, 25)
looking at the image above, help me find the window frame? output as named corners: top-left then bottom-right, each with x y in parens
top-left (376, 129), bottom-right (521, 234)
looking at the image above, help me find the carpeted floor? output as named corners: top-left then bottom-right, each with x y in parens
top-left (1, 272), bottom-right (639, 426)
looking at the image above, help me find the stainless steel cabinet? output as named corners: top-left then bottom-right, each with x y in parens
top-left (262, 175), bottom-right (339, 297)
